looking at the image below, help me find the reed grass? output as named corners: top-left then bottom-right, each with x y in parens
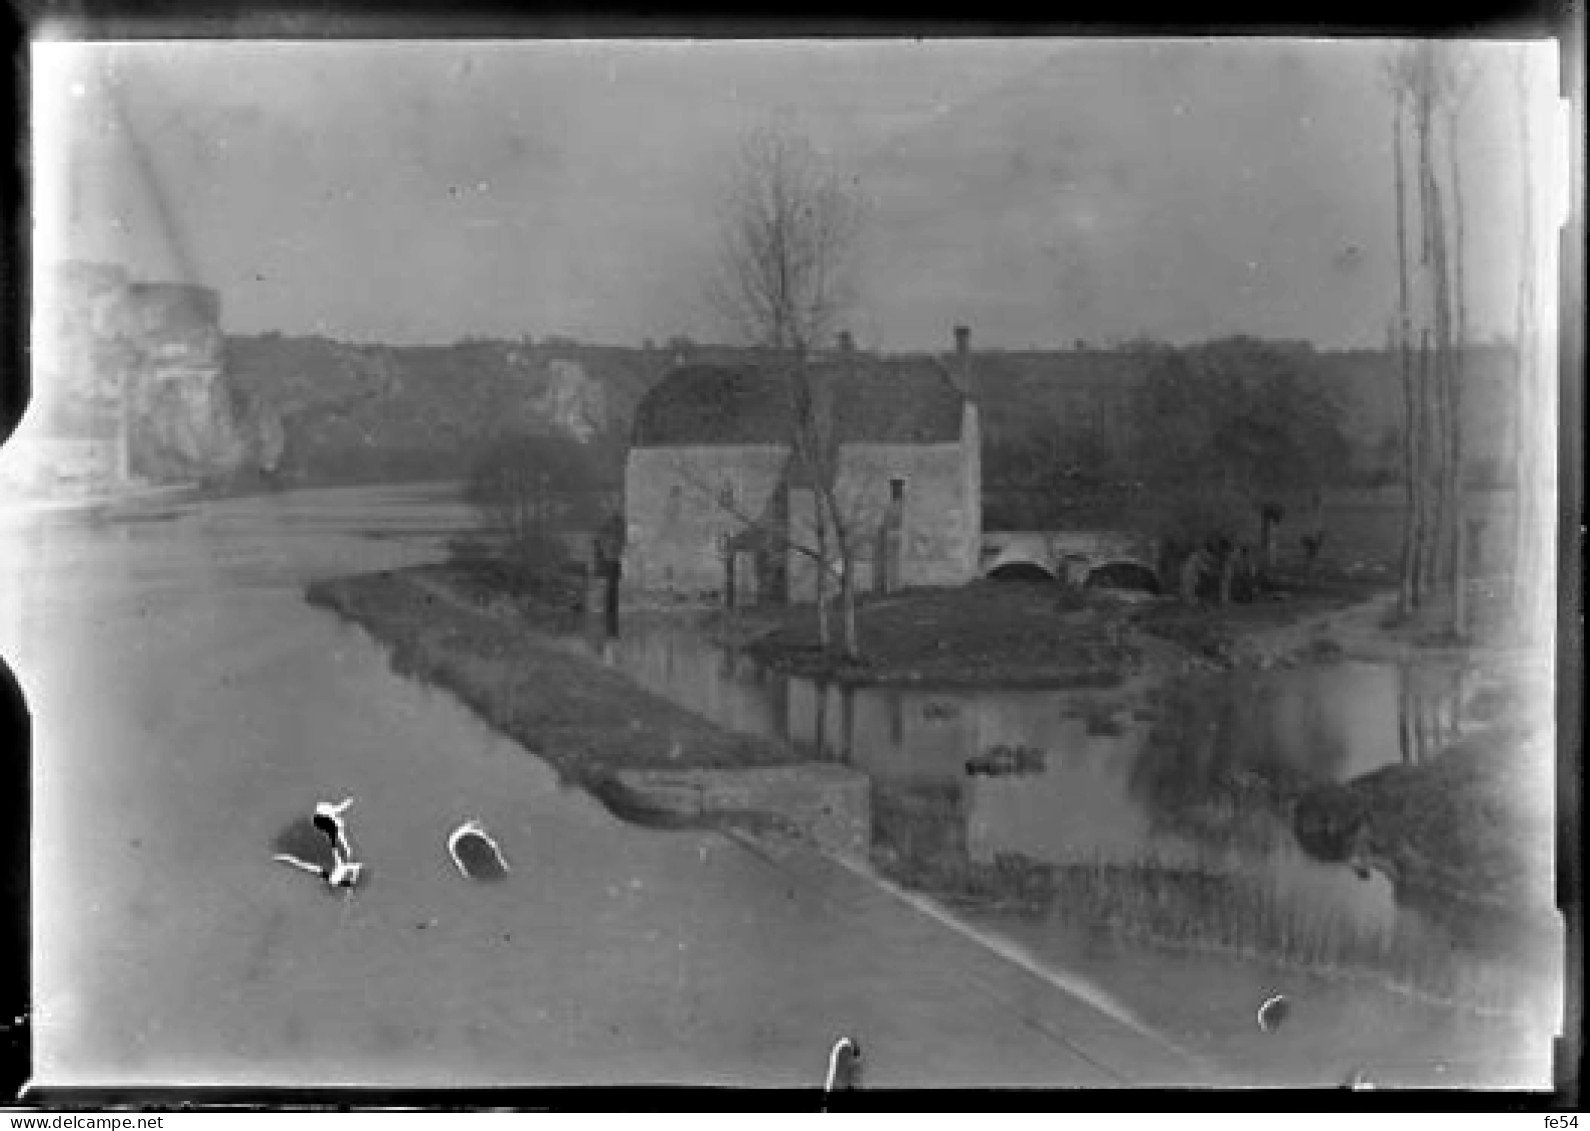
top-left (871, 832), bottom-right (1553, 1018)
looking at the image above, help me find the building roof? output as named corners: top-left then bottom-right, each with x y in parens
top-left (631, 356), bottom-right (967, 448)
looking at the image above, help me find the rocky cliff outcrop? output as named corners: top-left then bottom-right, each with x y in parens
top-left (223, 336), bottom-right (657, 486)
top-left (124, 286), bottom-right (239, 481)
top-left (34, 262), bottom-right (284, 486)
top-left (532, 358), bottom-right (607, 442)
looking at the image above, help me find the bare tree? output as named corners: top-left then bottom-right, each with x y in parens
top-left (1509, 49), bottom-right (1551, 641)
top-left (707, 126), bottom-right (868, 655)
top-left (465, 430), bottom-right (600, 574)
top-left (1442, 51), bottom-right (1478, 635)
top-left (661, 456), bottom-right (830, 609)
top-left (667, 442), bottom-right (898, 653)
top-left (1384, 43), bottom-right (1473, 636)
top-left (709, 128), bottom-right (862, 353)
top-left (1410, 45), bottom-right (1451, 605)
top-left (1387, 61), bottom-right (1423, 616)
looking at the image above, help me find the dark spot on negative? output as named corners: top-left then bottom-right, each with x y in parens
top-left (1257, 994), bottom-right (1291, 1032)
top-left (312, 812), bottom-right (342, 849)
top-left (453, 831), bottom-right (510, 882)
top-left (273, 816), bottom-right (337, 874)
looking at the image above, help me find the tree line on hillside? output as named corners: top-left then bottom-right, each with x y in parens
top-left (229, 321), bottom-right (1514, 506)
top-left (984, 336), bottom-right (1352, 525)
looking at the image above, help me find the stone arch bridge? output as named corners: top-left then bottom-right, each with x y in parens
top-left (979, 530), bottom-right (1162, 593)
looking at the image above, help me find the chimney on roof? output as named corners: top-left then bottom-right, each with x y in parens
top-left (953, 325), bottom-right (973, 399)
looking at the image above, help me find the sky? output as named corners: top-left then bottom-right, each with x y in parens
top-left (33, 38), bottom-right (1567, 350)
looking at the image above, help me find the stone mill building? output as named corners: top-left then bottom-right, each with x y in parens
top-left (623, 328), bottom-right (982, 604)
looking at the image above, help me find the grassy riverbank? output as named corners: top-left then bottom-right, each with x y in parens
top-left (305, 566), bottom-right (803, 799)
top-left (1132, 569), bottom-right (1391, 667)
top-left (704, 567), bottom-right (1404, 686)
top-left (711, 580), bottom-right (1139, 688)
top-left (1292, 713), bottom-right (1557, 913)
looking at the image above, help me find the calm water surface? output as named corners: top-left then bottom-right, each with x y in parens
top-left (12, 483), bottom-right (1549, 1086)
top-left (586, 613), bottom-right (1561, 1086)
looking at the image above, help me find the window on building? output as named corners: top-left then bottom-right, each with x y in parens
top-left (889, 477), bottom-right (906, 503)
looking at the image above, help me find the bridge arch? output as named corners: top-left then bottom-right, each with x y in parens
top-left (988, 560), bottom-right (1056, 581)
top-left (982, 534), bottom-right (1057, 581)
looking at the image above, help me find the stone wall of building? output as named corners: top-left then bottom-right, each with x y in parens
top-left (786, 440), bottom-right (977, 602)
top-left (625, 431), bottom-right (981, 603)
top-left (624, 444), bottom-right (790, 597)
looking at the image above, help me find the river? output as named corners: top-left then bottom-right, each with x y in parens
top-left (586, 605), bottom-right (1563, 1087)
top-left (4, 481), bottom-right (1560, 1088)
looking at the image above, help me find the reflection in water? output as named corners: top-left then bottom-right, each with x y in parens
top-left (1399, 663), bottom-right (1470, 764)
top-left (592, 621), bottom-right (1544, 1014)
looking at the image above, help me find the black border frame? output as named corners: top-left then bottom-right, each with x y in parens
top-left (2, 1), bottom-right (1582, 1111)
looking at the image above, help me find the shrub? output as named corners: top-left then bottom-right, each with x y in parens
top-left (461, 427), bottom-right (613, 593)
